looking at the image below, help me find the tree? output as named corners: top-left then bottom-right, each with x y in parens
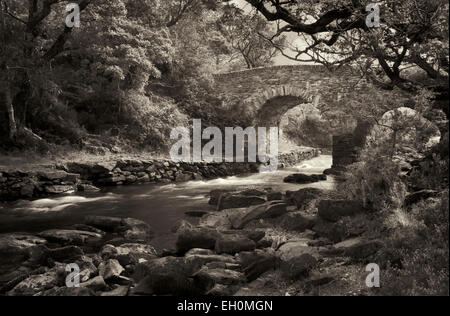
top-left (245, 0), bottom-right (449, 116)
top-left (0, 0), bottom-right (227, 149)
top-left (217, 4), bottom-right (286, 69)
top-left (0, 0), bottom-right (93, 143)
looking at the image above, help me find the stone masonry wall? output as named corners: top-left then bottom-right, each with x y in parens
top-left (332, 121), bottom-right (372, 168)
top-left (332, 134), bottom-right (360, 168)
top-left (214, 65), bottom-right (370, 121)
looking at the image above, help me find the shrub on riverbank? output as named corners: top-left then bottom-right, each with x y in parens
top-left (338, 121), bottom-right (449, 296)
top-left (378, 191), bottom-right (449, 296)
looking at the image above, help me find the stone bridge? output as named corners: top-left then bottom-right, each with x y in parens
top-left (213, 65), bottom-right (370, 168)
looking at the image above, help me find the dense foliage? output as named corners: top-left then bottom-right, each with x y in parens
top-left (245, 0), bottom-right (449, 103)
top-left (0, 0), bottom-right (283, 153)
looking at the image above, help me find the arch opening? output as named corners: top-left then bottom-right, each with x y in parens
top-left (253, 95), bottom-right (316, 152)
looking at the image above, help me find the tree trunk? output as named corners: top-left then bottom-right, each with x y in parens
top-left (1, 84), bottom-right (17, 140)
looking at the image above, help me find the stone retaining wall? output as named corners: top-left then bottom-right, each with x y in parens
top-left (0, 148), bottom-right (319, 202)
top-left (278, 148), bottom-right (320, 167)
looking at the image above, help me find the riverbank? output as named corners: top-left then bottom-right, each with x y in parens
top-left (2, 152), bottom-right (445, 296)
top-left (0, 175), bottom-right (381, 296)
top-left (0, 148), bottom-right (320, 202)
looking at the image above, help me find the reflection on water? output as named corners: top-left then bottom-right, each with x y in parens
top-left (0, 155), bottom-right (334, 250)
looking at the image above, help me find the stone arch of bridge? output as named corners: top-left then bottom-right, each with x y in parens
top-left (243, 84), bottom-right (320, 125)
top-left (242, 84), bottom-right (321, 149)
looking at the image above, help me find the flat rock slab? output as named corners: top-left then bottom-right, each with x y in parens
top-left (280, 212), bottom-right (315, 232)
top-left (194, 268), bottom-right (246, 287)
top-left (215, 234), bottom-right (256, 255)
top-left (44, 185), bottom-right (76, 194)
top-left (85, 216), bottom-right (123, 231)
top-left (284, 173), bottom-right (327, 184)
top-left (232, 202), bottom-right (288, 229)
top-left (66, 162), bottom-right (117, 176)
top-left (100, 243), bottom-right (158, 265)
top-left (287, 188), bottom-right (323, 210)
top-left (0, 234), bottom-right (47, 265)
top-left (324, 238), bottom-right (384, 260)
top-left (277, 240), bottom-right (322, 261)
top-left (38, 230), bottom-right (103, 245)
top-left (185, 253), bottom-right (238, 272)
top-left (85, 216), bottom-right (153, 241)
top-left (176, 227), bottom-right (219, 254)
top-left (217, 194), bottom-right (266, 211)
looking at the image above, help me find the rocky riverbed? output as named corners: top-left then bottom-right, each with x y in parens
top-left (0, 183), bottom-right (385, 296)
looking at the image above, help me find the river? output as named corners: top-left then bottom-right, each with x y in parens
top-left (0, 155), bottom-right (335, 250)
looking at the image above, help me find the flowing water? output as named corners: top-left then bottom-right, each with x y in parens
top-left (0, 155), bottom-right (335, 250)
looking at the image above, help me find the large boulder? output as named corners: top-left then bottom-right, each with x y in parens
top-left (287, 188), bottom-right (323, 210)
top-left (193, 267), bottom-right (246, 291)
top-left (98, 259), bottom-right (125, 281)
top-left (239, 230), bottom-right (266, 243)
top-left (7, 265), bottom-right (63, 296)
top-left (44, 185), bottom-right (76, 194)
top-left (184, 251), bottom-right (238, 272)
top-left (318, 200), bottom-right (366, 222)
top-left (38, 230), bottom-right (103, 246)
top-left (281, 254), bottom-right (318, 280)
top-left (238, 250), bottom-right (280, 282)
top-left (132, 257), bottom-right (200, 296)
top-left (85, 216), bottom-right (123, 232)
top-left (323, 238), bottom-right (384, 261)
top-left (284, 173), bottom-right (327, 184)
top-left (280, 213), bottom-right (315, 232)
top-left (0, 234), bottom-right (47, 266)
top-left (199, 208), bottom-right (261, 230)
top-left (217, 193), bottom-right (266, 211)
top-left (231, 202), bottom-right (288, 229)
top-left (43, 245), bottom-right (85, 263)
top-left (208, 189), bottom-right (234, 206)
top-left (199, 212), bottom-right (234, 230)
top-left (37, 170), bottom-right (79, 183)
top-left (100, 243), bottom-right (157, 266)
top-left (277, 240), bottom-right (321, 261)
top-left (75, 255), bottom-right (99, 283)
top-left (239, 189), bottom-right (268, 197)
top-left (80, 276), bottom-right (107, 291)
top-left (176, 227), bottom-right (219, 254)
top-left (85, 216), bottom-right (153, 241)
top-left (120, 218), bottom-right (154, 241)
top-left (66, 161), bottom-right (117, 178)
top-left (215, 234), bottom-right (256, 255)
top-left (77, 184), bottom-right (101, 192)
top-left (267, 192), bottom-right (283, 201)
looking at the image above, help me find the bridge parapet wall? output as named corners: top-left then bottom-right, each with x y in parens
top-left (214, 65), bottom-right (365, 102)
